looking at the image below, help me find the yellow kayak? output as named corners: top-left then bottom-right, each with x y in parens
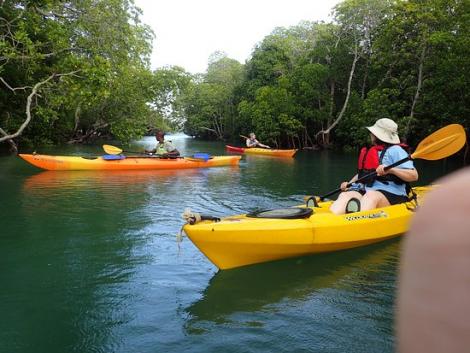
top-left (226, 145), bottom-right (297, 158)
top-left (182, 187), bottom-right (430, 270)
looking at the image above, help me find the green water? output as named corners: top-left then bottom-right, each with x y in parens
top-left (0, 136), bottom-right (460, 353)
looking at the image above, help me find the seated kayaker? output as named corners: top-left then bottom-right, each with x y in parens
top-left (246, 133), bottom-right (270, 149)
top-left (330, 118), bottom-right (418, 215)
top-left (145, 130), bottom-right (180, 157)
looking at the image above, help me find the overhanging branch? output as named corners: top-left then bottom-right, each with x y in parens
top-left (0, 70), bottom-right (80, 143)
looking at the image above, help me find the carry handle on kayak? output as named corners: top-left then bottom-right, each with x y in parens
top-left (311, 124), bottom-right (466, 203)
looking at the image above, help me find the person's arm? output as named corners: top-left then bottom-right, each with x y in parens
top-left (340, 174), bottom-right (359, 190)
top-left (162, 141), bottom-right (180, 157)
top-left (376, 145), bottom-right (419, 182)
top-left (164, 149), bottom-right (180, 157)
top-left (377, 165), bottom-right (418, 182)
top-left (257, 142), bottom-right (271, 149)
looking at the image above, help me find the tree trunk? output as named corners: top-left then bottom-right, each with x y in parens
top-left (67, 122), bottom-right (109, 144)
top-left (200, 126), bottom-right (223, 140)
top-left (316, 43), bottom-right (359, 146)
top-left (0, 128), bottom-right (18, 153)
top-left (0, 71), bottom-right (79, 144)
top-left (73, 103), bottom-right (81, 134)
top-left (328, 80), bottom-right (335, 126)
top-left (405, 44), bottom-right (426, 137)
top-left (361, 57), bottom-right (369, 100)
top-left (304, 127), bottom-right (315, 149)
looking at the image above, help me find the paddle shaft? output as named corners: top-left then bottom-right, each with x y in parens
top-left (102, 144), bottom-right (209, 161)
top-left (111, 150), bottom-right (179, 158)
top-left (122, 149), bottom-right (147, 154)
top-left (240, 134), bottom-right (271, 149)
top-left (319, 155), bottom-right (410, 201)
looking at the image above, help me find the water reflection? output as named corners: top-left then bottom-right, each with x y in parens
top-left (185, 239), bottom-right (400, 329)
top-left (10, 172), bottom-right (164, 353)
top-left (234, 153), bottom-right (296, 164)
top-left (22, 169), bottom-right (201, 190)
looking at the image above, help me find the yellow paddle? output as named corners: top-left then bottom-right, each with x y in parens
top-left (309, 124), bottom-right (467, 203)
top-left (103, 144), bottom-right (143, 155)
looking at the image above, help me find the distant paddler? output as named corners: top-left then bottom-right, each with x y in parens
top-left (242, 133), bottom-right (270, 149)
top-left (145, 130), bottom-right (180, 158)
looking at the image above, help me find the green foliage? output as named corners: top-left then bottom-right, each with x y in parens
top-left (3, 0), bottom-right (466, 151)
top-left (151, 66), bottom-right (192, 130)
top-left (184, 0), bottom-right (468, 151)
top-left (182, 53), bottom-right (244, 139)
top-left (0, 0), bottom-right (157, 146)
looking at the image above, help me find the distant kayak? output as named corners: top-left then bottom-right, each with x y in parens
top-left (225, 145), bottom-right (297, 158)
top-left (19, 154), bottom-right (241, 171)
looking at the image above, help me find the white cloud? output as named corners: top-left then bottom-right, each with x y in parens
top-left (134, 0), bottom-right (341, 73)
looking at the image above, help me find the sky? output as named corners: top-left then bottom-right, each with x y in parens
top-left (134, 0), bottom-right (342, 74)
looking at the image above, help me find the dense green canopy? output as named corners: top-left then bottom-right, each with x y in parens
top-left (0, 0), bottom-right (167, 148)
top-left (1, 0), bottom-right (468, 154)
top-left (182, 0), bottom-right (469, 150)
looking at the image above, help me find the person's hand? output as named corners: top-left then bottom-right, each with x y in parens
top-left (376, 164), bottom-right (388, 176)
top-left (340, 181), bottom-right (349, 191)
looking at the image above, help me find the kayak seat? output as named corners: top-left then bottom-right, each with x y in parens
top-left (247, 207), bottom-right (313, 219)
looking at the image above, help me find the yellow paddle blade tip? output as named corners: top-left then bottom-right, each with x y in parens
top-left (412, 124), bottom-right (466, 161)
top-left (103, 144), bottom-right (123, 155)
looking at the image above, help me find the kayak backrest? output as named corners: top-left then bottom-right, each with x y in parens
top-left (192, 153), bottom-right (212, 161)
top-left (102, 154), bottom-right (126, 160)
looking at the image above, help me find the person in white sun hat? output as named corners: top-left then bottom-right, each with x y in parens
top-left (330, 118), bottom-right (419, 215)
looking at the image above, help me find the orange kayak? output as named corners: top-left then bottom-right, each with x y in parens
top-left (226, 145), bottom-right (297, 158)
top-left (19, 153), bottom-right (241, 171)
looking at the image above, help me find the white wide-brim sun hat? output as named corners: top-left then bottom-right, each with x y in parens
top-left (366, 118), bottom-right (400, 144)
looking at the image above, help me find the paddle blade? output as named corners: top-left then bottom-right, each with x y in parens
top-left (411, 124), bottom-right (466, 161)
top-left (103, 144), bottom-right (123, 155)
